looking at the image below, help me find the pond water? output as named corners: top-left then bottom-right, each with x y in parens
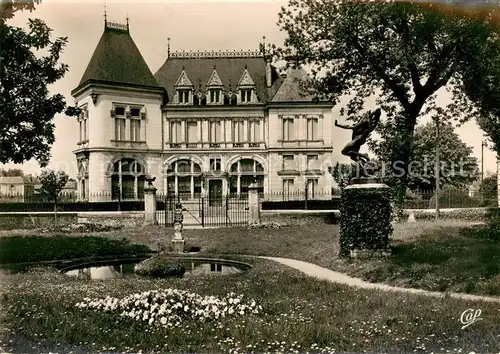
top-left (62, 258), bottom-right (250, 280)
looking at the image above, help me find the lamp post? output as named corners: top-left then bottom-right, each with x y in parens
top-left (434, 116), bottom-right (440, 220)
top-left (480, 140), bottom-right (487, 205)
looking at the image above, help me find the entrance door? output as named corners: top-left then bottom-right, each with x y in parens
top-left (208, 180), bottom-right (223, 206)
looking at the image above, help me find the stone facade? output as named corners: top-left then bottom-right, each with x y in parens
top-left (72, 20), bottom-right (337, 200)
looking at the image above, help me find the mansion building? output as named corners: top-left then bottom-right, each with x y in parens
top-left (72, 20), bottom-right (336, 200)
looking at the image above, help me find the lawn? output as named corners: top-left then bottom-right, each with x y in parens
top-left (1, 259), bottom-right (499, 353)
top-left (95, 220), bottom-right (499, 297)
top-left (331, 223), bottom-right (500, 296)
top-left (0, 219), bottom-right (499, 353)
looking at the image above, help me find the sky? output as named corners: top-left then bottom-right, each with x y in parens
top-left (2, 0), bottom-right (498, 178)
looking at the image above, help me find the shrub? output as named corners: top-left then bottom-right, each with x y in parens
top-left (407, 208), bottom-right (487, 222)
top-left (339, 184), bottom-right (393, 257)
top-left (134, 256), bottom-right (186, 278)
top-left (463, 207), bottom-right (500, 241)
top-left (41, 223), bottom-right (122, 234)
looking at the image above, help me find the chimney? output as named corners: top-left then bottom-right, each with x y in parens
top-left (266, 61), bottom-right (272, 88)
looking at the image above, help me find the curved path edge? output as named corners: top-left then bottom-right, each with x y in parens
top-left (258, 256), bottom-right (500, 304)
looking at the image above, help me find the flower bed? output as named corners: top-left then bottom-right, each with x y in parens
top-left (75, 289), bottom-right (263, 328)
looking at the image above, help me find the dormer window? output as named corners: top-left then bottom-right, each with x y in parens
top-left (174, 68), bottom-right (194, 105)
top-left (178, 89), bottom-right (191, 104)
top-left (237, 67), bottom-right (257, 104)
top-left (206, 67), bottom-right (224, 105)
top-left (209, 89), bottom-right (222, 104)
top-left (240, 89), bottom-right (252, 103)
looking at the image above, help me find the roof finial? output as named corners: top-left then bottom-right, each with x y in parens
top-left (126, 14), bottom-right (129, 32)
top-left (104, 0), bottom-right (107, 27)
top-left (261, 35), bottom-right (266, 55)
top-left (167, 37), bottom-right (171, 58)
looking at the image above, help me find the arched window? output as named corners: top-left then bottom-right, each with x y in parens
top-left (166, 159), bottom-right (202, 199)
top-left (111, 158), bottom-right (145, 200)
top-left (229, 159), bottom-right (264, 194)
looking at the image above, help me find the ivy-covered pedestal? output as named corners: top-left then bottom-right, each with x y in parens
top-left (339, 178), bottom-right (393, 258)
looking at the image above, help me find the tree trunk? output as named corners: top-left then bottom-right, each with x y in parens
top-left (393, 113), bottom-right (418, 211)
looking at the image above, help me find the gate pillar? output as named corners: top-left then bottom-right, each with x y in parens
top-left (144, 177), bottom-right (158, 226)
top-left (248, 182), bottom-right (261, 224)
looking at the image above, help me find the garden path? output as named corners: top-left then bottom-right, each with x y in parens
top-left (260, 256), bottom-right (500, 304)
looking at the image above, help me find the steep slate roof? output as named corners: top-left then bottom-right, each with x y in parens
top-left (271, 67), bottom-right (315, 102)
top-left (77, 23), bottom-right (160, 89)
top-left (154, 54), bottom-right (283, 104)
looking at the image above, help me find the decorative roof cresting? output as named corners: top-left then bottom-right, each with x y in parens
top-left (170, 49), bottom-right (263, 59)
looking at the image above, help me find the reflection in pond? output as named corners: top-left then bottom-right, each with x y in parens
top-left (64, 259), bottom-right (249, 280)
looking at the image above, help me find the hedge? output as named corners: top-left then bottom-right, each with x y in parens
top-left (339, 184), bottom-right (393, 257)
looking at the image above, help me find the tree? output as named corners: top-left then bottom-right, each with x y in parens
top-left (0, 168), bottom-right (23, 176)
top-left (0, 0), bottom-right (40, 22)
top-left (379, 120), bottom-right (478, 192)
top-left (38, 169), bottom-right (68, 225)
top-left (275, 0), bottom-right (499, 206)
top-left (0, 0), bottom-right (80, 167)
top-left (459, 27), bottom-right (500, 157)
top-left (330, 162), bottom-right (357, 189)
top-left (480, 173), bottom-right (498, 201)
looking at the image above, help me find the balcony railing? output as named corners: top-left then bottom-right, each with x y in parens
top-left (166, 142), bottom-right (266, 149)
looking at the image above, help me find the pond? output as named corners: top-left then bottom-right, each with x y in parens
top-left (61, 257), bottom-right (251, 280)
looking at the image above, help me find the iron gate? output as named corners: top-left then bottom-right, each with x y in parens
top-left (160, 195), bottom-right (249, 227)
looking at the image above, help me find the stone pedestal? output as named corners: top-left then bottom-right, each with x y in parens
top-left (143, 186), bottom-right (158, 226)
top-left (172, 204), bottom-right (184, 253)
top-left (340, 177), bottom-right (393, 258)
top-left (172, 239), bottom-right (185, 253)
top-left (247, 182), bottom-right (261, 224)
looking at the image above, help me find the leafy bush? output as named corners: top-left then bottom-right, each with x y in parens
top-left (41, 223), bottom-right (122, 234)
top-left (339, 185), bottom-right (393, 257)
top-left (402, 208), bottom-right (489, 222)
top-left (134, 256), bottom-right (186, 278)
top-left (480, 174), bottom-right (497, 200)
top-left (463, 208), bottom-right (500, 241)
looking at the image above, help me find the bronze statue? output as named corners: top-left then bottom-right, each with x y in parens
top-left (335, 108), bottom-right (381, 166)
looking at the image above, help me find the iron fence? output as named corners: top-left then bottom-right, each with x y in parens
top-left (0, 192), bottom-right (144, 212)
top-left (403, 188), bottom-right (497, 209)
top-left (157, 193), bottom-right (249, 227)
